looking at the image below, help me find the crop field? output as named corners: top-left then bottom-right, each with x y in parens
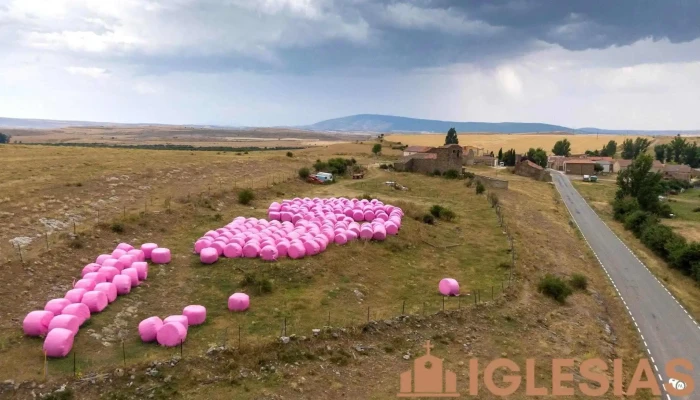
top-left (0, 144), bottom-right (653, 399)
top-left (386, 133), bottom-right (653, 154)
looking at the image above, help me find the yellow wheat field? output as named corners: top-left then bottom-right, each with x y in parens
top-left (386, 133), bottom-right (656, 154)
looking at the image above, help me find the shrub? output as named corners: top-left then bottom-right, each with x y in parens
top-left (431, 169), bottom-right (442, 177)
top-left (623, 210), bottom-right (656, 237)
top-left (465, 178), bottom-right (474, 188)
top-left (238, 189), bottom-right (255, 205)
top-left (538, 274), bottom-right (573, 303)
top-left (69, 235), bottom-right (85, 249)
top-left (612, 196), bottom-right (639, 221)
top-left (351, 158), bottom-right (357, 165)
top-left (110, 223), bottom-right (125, 233)
top-left (443, 169), bottom-right (460, 179)
top-left (669, 242), bottom-right (700, 275)
top-left (475, 181), bottom-right (485, 195)
top-left (327, 158), bottom-right (350, 175)
top-left (379, 164), bottom-right (389, 170)
top-left (440, 209), bottom-right (456, 221)
top-left (286, 151), bottom-right (293, 157)
top-left (430, 205), bottom-right (444, 218)
top-left (693, 207), bottom-right (700, 213)
top-left (360, 193), bottom-right (374, 201)
top-left (569, 274), bottom-right (588, 290)
top-left (422, 214), bottom-right (435, 224)
top-left (658, 202), bottom-right (673, 218)
top-left (298, 167), bottom-right (310, 180)
top-left (640, 223), bottom-right (674, 258)
top-left (463, 171), bottom-right (475, 179)
top-left (239, 274), bottom-right (273, 295)
top-left (313, 161), bottom-right (328, 172)
top-left (487, 192), bottom-right (499, 207)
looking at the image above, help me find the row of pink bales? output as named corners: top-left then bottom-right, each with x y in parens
top-left (22, 243), bottom-right (172, 357)
top-left (195, 197), bottom-right (404, 264)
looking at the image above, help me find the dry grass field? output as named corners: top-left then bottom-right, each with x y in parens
top-left (387, 133), bottom-right (652, 154)
top-left (0, 144), bottom-right (654, 399)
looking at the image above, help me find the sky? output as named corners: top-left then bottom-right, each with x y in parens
top-left (1, 0), bottom-right (700, 129)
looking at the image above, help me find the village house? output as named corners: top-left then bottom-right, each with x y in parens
top-left (564, 159), bottom-right (596, 175)
top-left (394, 144), bottom-right (463, 174)
top-left (594, 160), bottom-right (614, 173)
top-left (402, 146), bottom-right (431, 157)
top-left (616, 159), bottom-right (665, 173)
top-left (663, 164), bottom-right (693, 182)
top-left (514, 159), bottom-right (550, 181)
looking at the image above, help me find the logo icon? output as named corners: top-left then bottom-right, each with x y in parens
top-left (398, 340), bottom-right (459, 397)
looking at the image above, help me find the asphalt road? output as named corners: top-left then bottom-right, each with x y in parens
top-left (551, 172), bottom-right (700, 400)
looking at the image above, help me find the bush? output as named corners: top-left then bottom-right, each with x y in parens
top-left (286, 151), bottom-right (293, 157)
top-left (640, 222), bottom-right (674, 258)
top-left (298, 167), bottom-right (310, 180)
top-left (569, 274), bottom-right (588, 290)
top-left (658, 202), bottom-right (673, 218)
top-left (440, 209), bottom-right (456, 221)
top-left (463, 171), bottom-right (475, 179)
top-left (669, 242), bottom-right (700, 275)
top-left (430, 205), bottom-right (444, 218)
top-left (465, 178), bottom-right (474, 188)
top-left (432, 169), bottom-right (442, 177)
top-left (623, 210), bottom-right (656, 237)
top-left (379, 164), bottom-right (389, 170)
top-left (422, 214), bottom-right (435, 224)
top-left (612, 196), bottom-right (639, 221)
top-left (693, 207), bottom-right (700, 213)
top-left (313, 161), bottom-right (328, 172)
top-left (443, 169), bottom-right (460, 179)
top-left (538, 274), bottom-right (573, 303)
top-left (110, 223), bottom-right (125, 233)
top-left (360, 193), bottom-right (374, 201)
top-left (327, 158), bottom-right (350, 175)
top-left (238, 189), bottom-right (255, 205)
top-left (487, 192), bottom-right (499, 207)
top-left (475, 181), bottom-right (485, 195)
top-left (239, 274), bottom-right (273, 295)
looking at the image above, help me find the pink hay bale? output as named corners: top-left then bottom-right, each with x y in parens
top-left (194, 239), bottom-right (211, 254)
top-left (223, 243), bottom-right (243, 258)
top-left (132, 261), bottom-right (148, 280)
top-left (156, 322), bottom-right (187, 347)
top-left (151, 248), bottom-right (171, 264)
top-left (183, 305), bottom-right (207, 325)
top-left (352, 210), bottom-right (365, 221)
top-left (346, 230), bottom-right (358, 241)
top-left (268, 211), bottom-right (281, 220)
top-left (81, 263), bottom-right (101, 277)
top-left (111, 248), bottom-right (127, 259)
top-left (210, 241), bottom-right (226, 256)
top-left (48, 314), bottom-right (80, 336)
top-left (359, 226), bottom-right (374, 240)
top-left (94, 282), bottom-right (118, 303)
top-left (260, 245), bottom-right (278, 261)
top-left (164, 315), bottom-right (189, 329)
top-left (118, 254), bottom-right (135, 269)
top-left (45, 298), bottom-right (72, 315)
top-left (112, 275), bottom-right (132, 295)
top-left (102, 258), bottom-right (125, 272)
top-left (243, 242), bottom-right (261, 258)
top-left (204, 230), bottom-right (220, 239)
top-left (363, 210), bottom-right (375, 221)
top-left (141, 243), bottom-right (158, 259)
top-left (200, 247), bottom-right (219, 264)
top-left (372, 225), bottom-right (387, 241)
top-left (275, 240), bottom-right (289, 257)
top-left (288, 241), bottom-right (306, 259)
top-left (95, 254), bottom-right (111, 265)
top-left (228, 293), bottom-right (250, 311)
top-left (73, 278), bottom-right (96, 291)
top-left (23, 310), bottom-right (54, 337)
top-left (98, 266), bottom-right (120, 282)
top-left (281, 212), bottom-right (293, 222)
top-left (303, 240), bottom-right (320, 256)
top-left (122, 268), bottom-right (140, 287)
top-left (334, 232), bottom-right (348, 245)
top-left (65, 288), bottom-right (87, 304)
top-left (43, 328), bottom-right (75, 358)
top-left (61, 303), bottom-right (90, 326)
top-left (81, 291), bottom-right (108, 313)
top-left (138, 317), bottom-right (163, 342)
top-left (127, 249), bottom-right (146, 262)
top-left (438, 278), bottom-right (460, 296)
top-left (117, 242), bottom-right (134, 252)
top-left (83, 272), bottom-right (107, 284)
top-left (385, 222), bottom-right (399, 235)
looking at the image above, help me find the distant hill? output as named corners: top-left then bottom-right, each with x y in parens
top-left (0, 117), bottom-right (238, 130)
top-left (304, 114), bottom-right (570, 133)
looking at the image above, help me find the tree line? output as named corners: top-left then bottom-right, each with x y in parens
top-left (0, 133), bottom-right (11, 144)
top-left (14, 142), bottom-right (304, 152)
top-left (654, 135), bottom-right (700, 168)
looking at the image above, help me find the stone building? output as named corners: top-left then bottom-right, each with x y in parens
top-left (514, 160), bottom-right (550, 181)
top-left (394, 144), bottom-right (463, 174)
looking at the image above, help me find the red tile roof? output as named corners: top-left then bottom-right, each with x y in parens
top-left (564, 159), bottom-right (595, 164)
top-left (522, 160), bottom-right (543, 170)
top-left (404, 146), bottom-right (432, 153)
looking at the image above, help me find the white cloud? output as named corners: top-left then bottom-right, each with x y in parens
top-left (496, 66), bottom-right (523, 97)
top-left (65, 66), bottom-right (110, 78)
top-left (383, 3), bottom-right (500, 35)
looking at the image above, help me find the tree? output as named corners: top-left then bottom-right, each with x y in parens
top-left (497, 148), bottom-right (503, 161)
top-left (585, 149), bottom-right (600, 156)
top-left (616, 154), bottom-right (664, 214)
top-left (503, 149), bottom-right (517, 166)
top-left (0, 133), bottom-right (11, 144)
top-left (526, 147), bottom-right (547, 168)
top-left (594, 163), bottom-right (603, 173)
top-left (604, 140), bottom-right (617, 157)
top-left (371, 143), bottom-right (382, 156)
top-left (683, 142), bottom-right (700, 168)
top-left (669, 135), bottom-right (687, 163)
top-left (445, 127), bottom-right (459, 145)
top-left (552, 138), bottom-right (571, 156)
top-left (633, 137), bottom-right (651, 158)
top-left (621, 139), bottom-right (635, 159)
top-left (654, 144), bottom-right (667, 162)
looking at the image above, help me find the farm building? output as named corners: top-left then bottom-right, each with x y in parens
top-left (394, 144), bottom-right (463, 174)
top-left (594, 160), bottom-right (613, 173)
top-left (547, 155), bottom-right (567, 171)
top-left (564, 159), bottom-right (596, 176)
top-left (402, 146), bottom-right (431, 157)
top-left (663, 164), bottom-right (693, 181)
top-left (514, 160), bottom-right (549, 180)
top-left (617, 159), bottom-right (665, 173)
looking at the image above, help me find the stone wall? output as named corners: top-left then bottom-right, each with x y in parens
top-left (474, 175), bottom-right (509, 189)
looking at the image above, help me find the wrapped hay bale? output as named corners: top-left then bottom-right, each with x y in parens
top-left (359, 225), bottom-right (374, 240)
top-left (83, 272), bottom-right (107, 284)
top-left (132, 261), bottom-right (148, 280)
top-left (334, 232), bottom-right (348, 245)
top-left (438, 278), bottom-right (460, 296)
top-left (303, 240), bottom-right (320, 256)
top-left (140, 243), bottom-right (158, 259)
top-left (260, 245), bottom-right (278, 261)
top-left (112, 275), bottom-right (132, 295)
top-left (385, 221), bottom-right (399, 235)
top-left (81, 263), bottom-right (101, 277)
top-left (98, 266), bottom-right (120, 282)
top-left (81, 291), bottom-right (108, 313)
top-left (138, 316), bottom-right (163, 342)
top-left (183, 305), bottom-right (207, 325)
top-left (111, 249), bottom-right (127, 259)
top-left (345, 230), bottom-right (358, 241)
top-left (223, 243), bottom-right (243, 258)
top-left (118, 254), bottom-right (135, 269)
top-left (209, 241), bottom-right (226, 256)
top-left (62, 303), bottom-right (90, 326)
top-left (200, 247), bottom-right (219, 264)
top-left (94, 282), bottom-right (118, 303)
top-left (275, 240), bottom-right (290, 257)
top-left (127, 249), bottom-right (146, 262)
top-left (43, 328), bottom-right (75, 358)
top-left (116, 243), bottom-right (134, 252)
top-left (242, 242), bottom-right (260, 258)
top-left (372, 225), bottom-right (387, 241)
top-left (95, 254), bottom-right (112, 265)
top-left (194, 239), bottom-right (212, 254)
top-left (151, 248), bottom-right (171, 264)
top-left (164, 315), bottom-right (189, 328)
top-left (45, 298), bottom-right (72, 315)
top-left (47, 314), bottom-right (80, 336)
top-left (65, 288), bottom-right (87, 304)
top-left (102, 258), bottom-right (125, 272)
top-left (228, 293), bottom-right (250, 311)
top-left (157, 322), bottom-right (187, 347)
top-left (23, 310), bottom-right (54, 337)
top-left (122, 268), bottom-right (140, 287)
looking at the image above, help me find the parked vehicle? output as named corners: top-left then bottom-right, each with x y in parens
top-left (583, 175), bottom-right (590, 182)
